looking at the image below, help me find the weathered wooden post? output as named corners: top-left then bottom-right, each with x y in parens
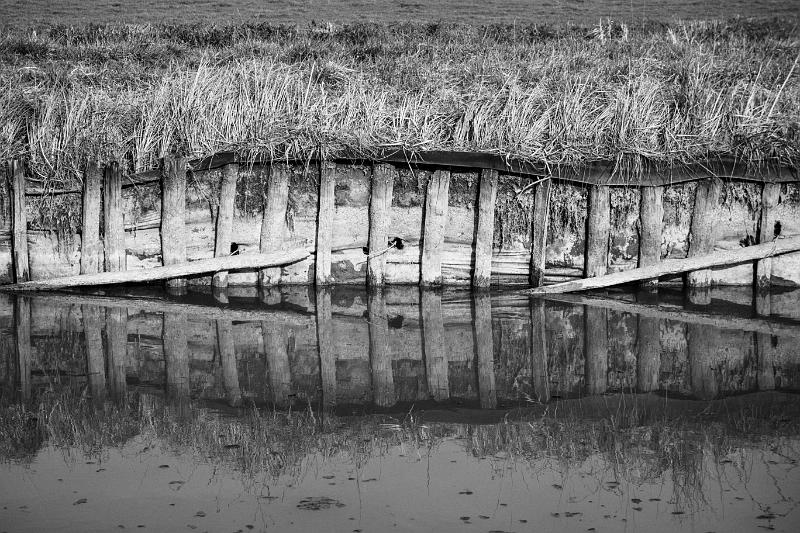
top-left (421, 289), bottom-right (448, 401)
top-left (584, 184), bottom-right (610, 278)
top-left (105, 306), bottom-right (128, 401)
top-left (103, 161), bottom-right (125, 272)
top-left (212, 163), bottom-right (238, 288)
top-left (315, 287), bottom-right (336, 408)
top-left (161, 153), bottom-right (187, 289)
top-left (756, 183), bottom-right (781, 289)
top-left (473, 169), bottom-right (498, 288)
top-left (83, 304), bottom-right (106, 402)
top-left (9, 160), bottom-right (30, 283)
top-left (638, 186), bottom-right (664, 288)
top-left (216, 319), bottom-right (241, 407)
top-left (636, 315), bottom-right (661, 392)
top-left (315, 161), bottom-right (336, 286)
top-left (80, 161), bottom-right (103, 275)
top-left (367, 164), bottom-right (395, 286)
top-left (530, 179), bottom-right (552, 287)
top-left (473, 291), bottom-right (496, 409)
top-left (530, 298), bottom-right (549, 403)
top-left (687, 177), bottom-right (722, 289)
top-left (421, 169), bottom-right (451, 286)
top-left (368, 288), bottom-right (395, 407)
top-left (262, 321), bottom-right (291, 406)
top-left (584, 306), bottom-right (607, 395)
top-left (14, 295), bottom-right (31, 401)
top-left (259, 162), bottom-right (290, 287)
top-left (163, 311), bottom-right (189, 400)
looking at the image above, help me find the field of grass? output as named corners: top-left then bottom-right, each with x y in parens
top-left (0, 18), bottom-right (798, 193)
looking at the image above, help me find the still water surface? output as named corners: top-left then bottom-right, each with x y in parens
top-left (1, 286), bottom-right (799, 532)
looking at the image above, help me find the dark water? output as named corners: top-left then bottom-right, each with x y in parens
top-left (1, 286), bottom-right (800, 532)
top-left (1, 0), bottom-right (799, 26)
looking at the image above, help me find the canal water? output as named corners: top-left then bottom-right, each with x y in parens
top-left (1, 285), bottom-right (799, 532)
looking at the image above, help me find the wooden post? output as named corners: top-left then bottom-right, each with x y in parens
top-left (80, 161), bottom-right (103, 275)
top-left (473, 291), bottom-right (496, 409)
top-left (421, 289), bottom-right (448, 401)
top-left (687, 177), bottom-right (722, 288)
top-left (212, 163), bottom-right (238, 288)
top-left (9, 160), bottom-right (29, 283)
top-left (530, 299), bottom-right (549, 403)
top-left (584, 306), bottom-right (607, 395)
top-left (315, 161), bottom-right (336, 286)
top-left (161, 153), bottom-right (187, 289)
top-left (421, 169), bottom-right (451, 286)
top-left (368, 288), bottom-right (395, 407)
top-left (163, 311), bottom-right (189, 399)
top-left (259, 162), bottom-right (290, 287)
top-left (83, 304), bottom-right (106, 402)
top-left (103, 161), bottom-right (125, 272)
top-left (262, 321), bottom-right (291, 406)
top-left (473, 169), bottom-right (498, 288)
top-left (14, 296), bottom-right (31, 401)
top-left (756, 183), bottom-right (781, 289)
top-left (638, 186), bottom-right (663, 288)
top-left (584, 184), bottom-right (610, 278)
top-left (636, 315), bottom-right (661, 392)
top-left (105, 306), bottom-right (127, 401)
top-left (216, 319), bottom-right (241, 407)
top-left (530, 179), bottom-right (552, 287)
top-left (315, 287), bottom-right (336, 408)
top-left (367, 164), bottom-right (395, 286)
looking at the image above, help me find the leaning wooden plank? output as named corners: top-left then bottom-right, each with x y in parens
top-left (528, 236), bottom-right (800, 295)
top-left (0, 249), bottom-right (310, 292)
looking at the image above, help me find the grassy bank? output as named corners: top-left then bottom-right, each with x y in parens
top-left (0, 18), bottom-right (798, 193)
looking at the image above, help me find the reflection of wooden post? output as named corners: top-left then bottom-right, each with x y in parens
top-left (756, 332), bottom-right (776, 391)
top-left (422, 170), bottom-right (451, 286)
top-left (421, 290), bottom-right (448, 401)
top-left (212, 286), bottom-right (229, 305)
top-left (687, 178), bottom-right (722, 288)
top-left (259, 163), bottom-right (290, 287)
top-left (14, 296), bottom-right (31, 401)
top-left (162, 312), bottom-right (189, 399)
top-left (367, 164), bottom-right (395, 286)
top-left (585, 185), bottom-right (610, 278)
top-left (315, 288), bottom-right (336, 408)
top-left (105, 306), bottom-right (128, 400)
top-left (10, 160), bottom-right (30, 282)
top-left (584, 306), bottom-right (607, 395)
top-left (368, 288), bottom-right (394, 407)
top-left (687, 324), bottom-right (718, 400)
top-left (262, 321), bottom-right (291, 406)
top-left (530, 299), bottom-right (549, 403)
top-left (315, 162), bottom-right (336, 286)
top-left (687, 287), bottom-right (711, 306)
top-left (473, 291), bottom-right (496, 409)
top-left (161, 153), bottom-right (187, 289)
top-left (636, 316), bottom-right (661, 392)
top-left (83, 305), bottom-right (106, 402)
top-left (638, 186), bottom-right (663, 288)
top-left (473, 169), bottom-right (497, 288)
top-left (530, 179), bottom-right (551, 287)
top-left (212, 163), bottom-right (238, 288)
top-left (216, 319), bottom-right (241, 406)
top-left (81, 161), bottom-right (103, 275)
top-left (756, 183), bottom-right (780, 289)
top-left (103, 161), bottom-right (125, 272)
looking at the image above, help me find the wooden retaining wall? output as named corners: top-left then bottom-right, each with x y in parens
top-left (1, 151), bottom-right (799, 292)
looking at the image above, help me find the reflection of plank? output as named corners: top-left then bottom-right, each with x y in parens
top-left (584, 306), bottom-right (607, 395)
top-left (474, 292), bottom-right (496, 409)
top-left (14, 296), bottom-right (31, 400)
top-left (83, 304), bottom-right (106, 402)
top-left (216, 319), bottom-right (241, 406)
top-left (368, 289), bottom-right (395, 407)
top-left (106, 306), bottom-right (128, 400)
top-left (315, 288), bottom-right (336, 408)
top-left (422, 291), bottom-right (448, 401)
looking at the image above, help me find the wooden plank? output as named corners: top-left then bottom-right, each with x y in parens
top-left (638, 186), bottom-right (663, 287)
top-left (10, 160), bottom-right (29, 283)
top-left (422, 169), bottom-right (451, 286)
top-left (530, 178), bottom-right (551, 287)
top-left (0, 249), bottom-right (310, 291)
top-left (687, 177), bottom-right (722, 288)
top-left (473, 291), bottom-right (496, 409)
top-left (103, 162), bottom-right (125, 272)
top-left (315, 287), bottom-right (336, 408)
top-left (530, 298), bottom-right (549, 402)
top-left (14, 296), bottom-right (31, 400)
top-left (584, 184), bottom-right (610, 278)
top-left (80, 161), bottom-right (103, 275)
top-left (163, 311), bottom-right (189, 399)
top-left (367, 164), bottom-right (395, 286)
top-left (83, 304), bottom-right (106, 402)
top-left (315, 161), bottom-right (336, 285)
top-left (473, 169), bottom-right (498, 288)
top-left (368, 288), bottom-right (394, 407)
top-left (421, 290), bottom-right (448, 401)
top-left (263, 321), bottom-right (291, 406)
top-left (216, 319), bottom-right (241, 406)
top-left (212, 163), bottom-right (238, 288)
top-left (259, 162), bottom-right (290, 287)
top-left (105, 306), bottom-right (128, 401)
top-left (529, 236), bottom-right (800, 295)
top-left (756, 183), bottom-right (781, 289)
top-left (161, 153), bottom-right (187, 289)
top-left (636, 315), bottom-right (660, 392)
top-left (584, 305), bottom-right (607, 395)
